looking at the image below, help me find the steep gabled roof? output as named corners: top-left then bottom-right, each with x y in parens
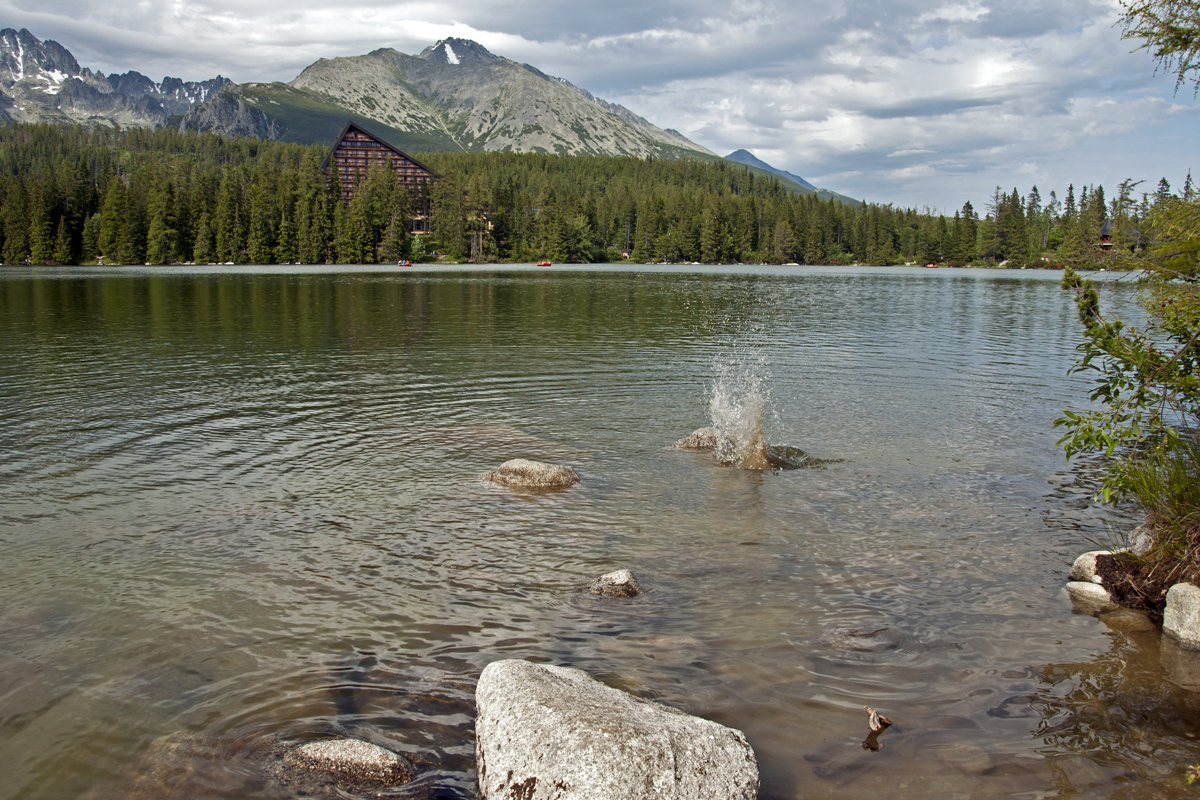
top-left (319, 120), bottom-right (436, 175)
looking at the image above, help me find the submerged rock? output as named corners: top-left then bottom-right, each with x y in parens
top-left (483, 458), bottom-right (580, 490)
top-left (475, 659), bottom-right (759, 800)
top-left (1098, 607), bottom-right (1156, 633)
top-left (819, 625), bottom-right (903, 653)
top-left (78, 732), bottom-right (261, 800)
top-left (1161, 635), bottom-right (1200, 690)
top-left (588, 569), bottom-right (641, 597)
top-left (675, 426), bottom-right (828, 470)
top-left (1064, 580), bottom-right (1119, 615)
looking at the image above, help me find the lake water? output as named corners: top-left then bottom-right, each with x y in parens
top-left (1, 264), bottom-right (1195, 799)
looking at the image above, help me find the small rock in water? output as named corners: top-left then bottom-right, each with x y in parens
top-left (280, 738), bottom-right (414, 790)
top-left (483, 458), bottom-right (580, 490)
top-left (819, 625), bottom-right (903, 653)
top-left (1064, 580), bottom-right (1119, 616)
top-left (588, 569), bottom-right (641, 597)
top-left (674, 427), bottom-right (718, 450)
top-left (861, 706), bottom-right (894, 751)
top-left (1098, 607), bottom-right (1156, 633)
top-left (935, 741), bottom-right (996, 775)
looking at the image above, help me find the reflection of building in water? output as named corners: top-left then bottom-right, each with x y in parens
top-left (320, 121), bottom-right (436, 232)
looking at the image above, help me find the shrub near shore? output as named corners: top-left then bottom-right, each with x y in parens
top-left (1057, 190), bottom-right (1200, 613)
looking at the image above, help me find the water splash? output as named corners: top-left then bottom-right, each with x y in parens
top-left (692, 351), bottom-right (830, 470)
top-left (708, 354), bottom-right (775, 469)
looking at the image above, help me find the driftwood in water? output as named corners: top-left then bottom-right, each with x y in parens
top-left (861, 706), bottom-right (893, 752)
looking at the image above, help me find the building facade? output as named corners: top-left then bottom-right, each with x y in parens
top-left (320, 121), bottom-right (435, 207)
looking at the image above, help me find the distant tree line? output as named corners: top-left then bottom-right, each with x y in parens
top-left (0, 122), bottom-right (1189, 267)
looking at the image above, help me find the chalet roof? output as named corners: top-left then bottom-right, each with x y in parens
top-left (319, 120), bottom-right (436, 176)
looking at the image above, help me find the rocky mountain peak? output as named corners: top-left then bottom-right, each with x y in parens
top-left (417, 38), bottom-right (499, 66)
top-left (0, 27), bottom-right (227, 127)
top-left (0, 27), bottom-right (81, 91)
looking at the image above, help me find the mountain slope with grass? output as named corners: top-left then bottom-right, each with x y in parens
top-left (183, 37), bottom-right (715, 159)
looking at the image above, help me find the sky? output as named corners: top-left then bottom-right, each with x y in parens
top-left (2, 0), bottom-right (1196, 212)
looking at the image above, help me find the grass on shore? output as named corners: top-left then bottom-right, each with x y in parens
top-left (1102, 439), bottom-right (1200, 615)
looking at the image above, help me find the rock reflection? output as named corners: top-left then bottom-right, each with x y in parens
top-left (1032, 623), bottom-right (1200, 797)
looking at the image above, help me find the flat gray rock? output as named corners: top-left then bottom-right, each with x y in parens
top-left (483, 458), bottom-right (580, 489)
top-left (283, 738), bottom-right (413, 783)
top-left (277, 738), bottom-right (415, 797)
top-left (475, 659), bottom-right (759, 800)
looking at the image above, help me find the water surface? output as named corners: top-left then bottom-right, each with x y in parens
top-left (3, 264), bottom-right (1192, 799)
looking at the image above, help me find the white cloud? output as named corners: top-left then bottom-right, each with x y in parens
top-left (0, 0), bottom-right (1191, 210)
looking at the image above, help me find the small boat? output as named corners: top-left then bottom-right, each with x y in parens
top-left (397, 259), bottom-right (412, 267)
top-left (536, 260), bottom-right (552, 267)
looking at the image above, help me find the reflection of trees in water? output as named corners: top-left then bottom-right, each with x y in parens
top-left (1032, 628), bottom-right (1200, 795)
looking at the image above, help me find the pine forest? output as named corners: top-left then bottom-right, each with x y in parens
top-left (0, 123), bottom-right (1188, 268)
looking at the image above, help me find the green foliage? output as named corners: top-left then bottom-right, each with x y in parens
top-left (1120, 0), bottom-right (1200, 95)
top-left (0, 122), bottom-right (1171, 269)
top-left (1056, 193), bottom-right (1200, 514)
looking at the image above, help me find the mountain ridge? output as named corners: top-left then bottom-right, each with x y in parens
top-left (0, 27), bottom-right (228, 127)
top-left (724, 149), bottom-right (818, 192)
top-left (250, 37), bottom-right (716, 159)
top-left (0, 29), bottom-right (845, 199)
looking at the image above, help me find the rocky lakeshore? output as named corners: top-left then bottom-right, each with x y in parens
top-left (1066, 535), bottom-right (1200, 687)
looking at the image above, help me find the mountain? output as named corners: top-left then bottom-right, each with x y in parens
top-left (181, 37), bottom-right (716, 159)
top-left (724, 149), bottom-right (817, 192)
top-left (724, 149), bottom-right (860, 203)
top-left (0, 28), bottom-right (227, 127)
top-left (0, 29), bottom-right (856, 199)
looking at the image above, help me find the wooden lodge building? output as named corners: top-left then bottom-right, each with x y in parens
top-left (321, 121), bottom-right (436, 230)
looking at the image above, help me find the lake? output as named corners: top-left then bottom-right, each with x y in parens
top-left (1, 264), bottom-right (1194, 799)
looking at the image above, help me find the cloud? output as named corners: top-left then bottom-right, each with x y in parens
top-left (0, 0), bottom-right (1192, 211)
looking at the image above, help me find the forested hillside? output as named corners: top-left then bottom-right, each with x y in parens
top-left (0, 123), bottom-right (1176, 267)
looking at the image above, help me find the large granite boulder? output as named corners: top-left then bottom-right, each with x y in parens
top-left (475, 659), bottom-right (759, 800)
top-left (483, 458), bottom-right (580, 490)
top-left (1163, 583), bottom-right (1200, 650)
